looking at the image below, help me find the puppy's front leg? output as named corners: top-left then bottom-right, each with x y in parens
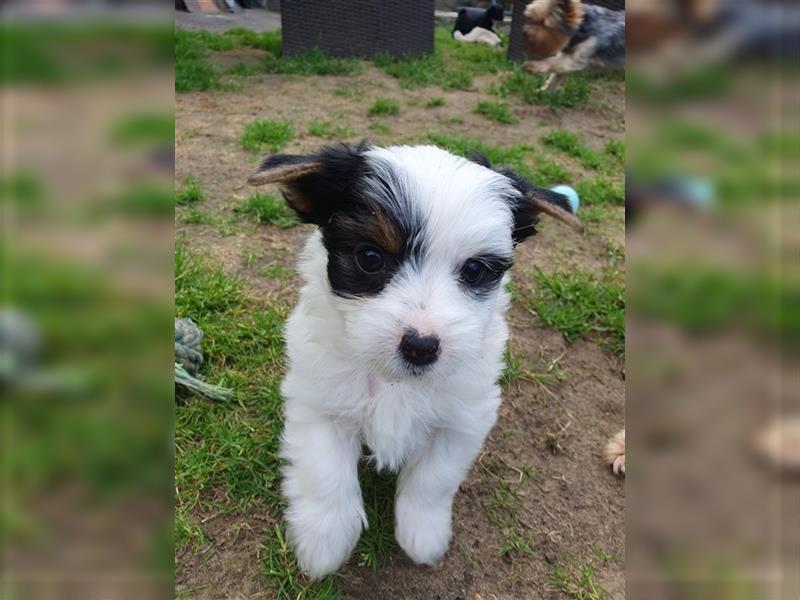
top-left (280, 410), bottom-right (365, 579)
top-left (394, 425), bottom-right (491, 565)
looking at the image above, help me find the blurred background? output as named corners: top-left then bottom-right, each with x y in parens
top-left (625, 0), bottom-right (799, 598)
top-left (1, 0), bottom-right (798, 598)
top-left (1, 1), bottom-right (173, 598)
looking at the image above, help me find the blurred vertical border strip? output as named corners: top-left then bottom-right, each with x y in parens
top-left (626, 0), bottom-right (799, 598)
top-left (1, 2), bottom-right (174, 599)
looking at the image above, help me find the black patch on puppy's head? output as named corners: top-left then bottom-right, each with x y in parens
top-left (256, 142), bottom-right (369, 226)
top-left (251, 142), bottom-right (422, 299)
top-left (467, 152), bottom-right (577, 243)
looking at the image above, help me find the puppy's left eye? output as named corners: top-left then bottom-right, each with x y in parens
top-left (355, 244), bottom-right (385, 274)
top-left (461, 259), bottom-right (491, 286)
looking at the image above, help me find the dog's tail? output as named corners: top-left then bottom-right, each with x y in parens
top-left (524, 0), bottom-right (583, 32)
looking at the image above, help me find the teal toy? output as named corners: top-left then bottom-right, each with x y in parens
top-left (551, 184), bottom-right (579, 213)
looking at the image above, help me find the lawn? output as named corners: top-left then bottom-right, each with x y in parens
top-left (175, 23), bottom-right (625, 600)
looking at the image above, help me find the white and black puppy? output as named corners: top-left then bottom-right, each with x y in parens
top-left (248, 143), bottom-right (581, 579)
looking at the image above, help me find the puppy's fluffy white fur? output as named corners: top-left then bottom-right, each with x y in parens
top-left (248, 144), bottom-right (581, 579)
top-left (279, 147), bottom-right (514, 578)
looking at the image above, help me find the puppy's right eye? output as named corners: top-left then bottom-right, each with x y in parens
top-left (355, 245), bottom-right (385, 273)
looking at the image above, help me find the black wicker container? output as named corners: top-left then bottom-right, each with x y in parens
top-left (508, 0), bottom-right (624, 61)
top-left (281, 0), bottom-right (435, 58)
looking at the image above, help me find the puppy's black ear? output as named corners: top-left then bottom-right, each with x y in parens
top-left (247, 142), bottom-right (368, 226)
top-left (496, 167), bottom-right (583, 242)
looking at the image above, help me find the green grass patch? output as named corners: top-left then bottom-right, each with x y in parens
top-left (629, 265), bottom-right (798, 344)
top-left (180, 208), bottom-right (217, 225)
top-left (529, 267), bottom-right (624, 356)
top-left (575, 177), bottom-right (624, 206)
top-left (532, 158), bottom-right (572, 186)
top-left (175, 30), bottom-right (229, 93)
top-left (604, 139), bottom-right (624, 164)
top-left (174, 245), bottom-right (287, 511)
top-left (369, 121), bottom-right (393, 135)
top-left (428, 133), bottom-right (541, 183)
top-left (354, 467), bottom-right (400, 570)
top-left (495, 66), bottom-right (590, 109)
top-left (549, 559), bottom-right (614, 600)
top-left (474, 100), bottom-right (518, 124)
top-left (225, 62), bottom-right (263, 77)
top-left (541, 130), bottom-right (604, 170)
top-left (368, 97), bottom-right (400, 117)
top-left (111, 111), bottom-right (174, 146)
top-left (307, 119), bottom-right (354, 139)
top-left (240, 119), bottom-right (294, 153)
top-left (107, 184), bottom-right (174, 217)
top-left (0, 169), bottom-right (46, 207)
top-left (176, 175), bottom-right (205, 206)
top-left (425, 96), bottom-right (446, 108)
top-left (373, 27), bottom-right (508, 91)
top-left (483, 472), bottom-right (536, 559)
top-left (263, 49), bottom-right (361, 76)
top-left (235, 192), bottom-right (297, 228)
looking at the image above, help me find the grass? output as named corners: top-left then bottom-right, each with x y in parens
top-left (235, 192), bottom-right (298, 228)
top-left (180, 208), bottom-right (217, 225)
top-left (176, 175), bottom-right (205, 206)
top-left (367, 98), bottom-right (400, 117)
top-left (482, 473), bottom-right (536, 560)
top-left (175, 30), bottom-right (229, 93)
top-left (429, 133), bottom-right (570, 187)
top-left (307, 119), bottom-right (354, 139)
top-left (106, 184), bottom-right (174, 217)
top-left (175, 245), bottom-right (316, 597)
top-left (0, 169), bottom-right (46, 207)
top-left (240, 119), bottom-right (294, 153)
top-left (529, 267), bottom-right (625, 357)
top-left (111, 111), bottom-right (174, 146)
top-left (429, 133), bottom-right (531, 170)
top-left (629, 265), bottom-right (798, 345)
top-left (369, 121), bottom-right (393, 135)
top-left (425, 96), bottom-right (446, 108)
top-left (541, 129), bottom-right (604, 170)
top-left (495, 66), bottom-right (591, 110)
top-left (354, 467), bottom-right (400, 571)
top-left (373, 28), bottom-right (508, 91)
top-left (263, 49), bottom-right (362, 76)
top-left (575, 177), bottom-right (625, 206)
top-left (549, 559), bottom-right (614, 600)
top-left (474, 100), bottom-right (518, 124)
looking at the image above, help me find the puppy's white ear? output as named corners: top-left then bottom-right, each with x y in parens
top-left (246, 143), bottom-right (368, 225)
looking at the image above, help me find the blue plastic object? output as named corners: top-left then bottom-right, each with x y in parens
top-left (551, 184), bottom-right (580, 213)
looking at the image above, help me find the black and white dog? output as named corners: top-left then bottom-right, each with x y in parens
top-left (452, 0), bottom-right (505, 46)
top-left (248, 143), bottom-right (580, 578)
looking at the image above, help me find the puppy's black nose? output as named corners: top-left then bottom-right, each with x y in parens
top-left (400, 330), bottom-right (440, 366)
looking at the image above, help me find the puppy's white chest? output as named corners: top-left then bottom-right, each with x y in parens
top-left (356, 377), bottom-right (435, 472)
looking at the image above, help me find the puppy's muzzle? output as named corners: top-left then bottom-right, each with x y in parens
top-left (399, 329), bottom-right (440, 367)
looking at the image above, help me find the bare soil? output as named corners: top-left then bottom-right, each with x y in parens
top-left (176, 61), bottom-right (625, 599)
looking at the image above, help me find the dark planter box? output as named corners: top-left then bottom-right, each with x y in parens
top-left (281, 0), bottom-right (435, 58)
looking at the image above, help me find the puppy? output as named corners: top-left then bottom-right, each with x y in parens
top-left (521, 0), bottom-right (625, 91)
top-left (248, 143), bottom-right (581, 579)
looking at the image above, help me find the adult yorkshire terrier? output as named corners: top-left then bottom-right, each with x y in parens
top-left (522, 0), bottom-right (625, 91)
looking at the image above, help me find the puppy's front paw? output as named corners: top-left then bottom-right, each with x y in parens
top-left (395, 496), bottom-right (452, 565)
top-left (604, 429), bottom-right (625, 476)
top-left (285, 501), bottom-right (365, 580)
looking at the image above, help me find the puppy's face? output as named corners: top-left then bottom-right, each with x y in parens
top-left (249, 144), bottom-right (579, 379)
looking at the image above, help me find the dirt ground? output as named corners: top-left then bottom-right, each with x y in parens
top-left (176, 48), bottom-right (625, 599)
